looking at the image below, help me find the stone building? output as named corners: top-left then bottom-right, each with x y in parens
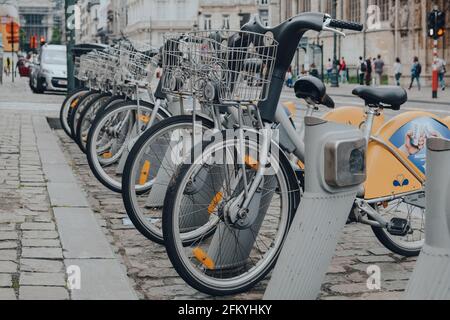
top-left (17, 0), bottom-right (56, 49)
top-left (278, 0), bottom-right (450, 84)
top-left (198, 0), bottom-right (257, 30)
top-left (125, 0), bottom-right (200, 47)
top-left (198, 0), bottom-right (278, 30)
top-left (76, 0), bottom-right (101, 43)
top-left (106, 0), bottom-right (127, 42)
top-left (75, 0), bottom-right (127, 44)
top-left (125, 0), bottom-right (280, 45)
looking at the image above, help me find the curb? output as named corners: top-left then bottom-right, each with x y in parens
top-left (32, 116), bottom-right (138, 300)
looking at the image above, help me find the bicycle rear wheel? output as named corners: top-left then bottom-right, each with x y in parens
top-left (371, 198), bottom-right (425, 257)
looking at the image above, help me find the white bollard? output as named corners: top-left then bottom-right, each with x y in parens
top-left (264, 117), bottom-right (366, 300)
top-left (405, 137), bottom-right (450, 300)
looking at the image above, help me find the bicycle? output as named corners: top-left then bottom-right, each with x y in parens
top-left (84, 42), bottom-right (175, 193)
top-left (160, 13), bottom-right (450, 296)
top-left (120, 30), bottom-right (276, 244)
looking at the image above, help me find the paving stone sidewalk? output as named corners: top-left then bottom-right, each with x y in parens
top-left (0, 112), bottom-right (69, 300)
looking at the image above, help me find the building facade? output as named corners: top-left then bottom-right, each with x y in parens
top-left (125, 0), bottom-right (280, 45)
top-left (197, 0), bottom-right (279, 30)
top-left (52, 0), bottom-right (65, 44)
top-left (17, 0), bottom-right (55, 50)
top-left (279, 0), bottom-right (450, 84)
top-left (106, 0), bottom-right (127, 42)
top-left (75, 0), bottom-right (128, 44)
top-left (77, 0), bottom-right (101, 43)
top-left (198, 0), bottom-right (257, 31)
top-left (126, 0), bottom-right (200, 47)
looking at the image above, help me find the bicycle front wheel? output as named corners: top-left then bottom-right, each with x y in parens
top-left (162, 134), bottom-right (300, 296)
top-left (122, 115), bottom-right (215, 244)
top-left (86, 100), bottom-right (168, 193)
top-left (75, 93), bottom-right (113, 153)
top-left (68, 90), bottom-right (101, 139)
top-left (59, 87), bottom-right (89, 138)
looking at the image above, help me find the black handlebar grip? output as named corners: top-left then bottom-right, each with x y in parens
top-left (329, 19), bottom-right (364, 31)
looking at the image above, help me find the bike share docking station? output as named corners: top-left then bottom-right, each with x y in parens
top-left (265, 116), bottom-right (367, 300)
top-left (405, 137), bottom-right (450, 300)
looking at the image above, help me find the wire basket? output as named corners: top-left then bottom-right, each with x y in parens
top-left (75, 53), bottom-right (98, 83)
top-left (161, 33), bottom-right (195, 96)
top-left (74, 56), bottom-right (81, 79)
top-left (116, 40), bottom-right (159, 87)
top-left (162, 30), bottom-right (278, 104)
top-left (95, 50), bottom-right (120, 86)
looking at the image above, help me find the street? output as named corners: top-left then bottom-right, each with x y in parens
top-left (281, 83), bottom-right (450, 120)
top-left (0, 76), bottom-right (439, 300)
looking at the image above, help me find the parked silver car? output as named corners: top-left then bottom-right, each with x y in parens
top-left (29, 44), bottom-right (67, 93)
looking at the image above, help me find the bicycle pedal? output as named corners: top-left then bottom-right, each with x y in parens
top-left (387, 218), bottom-right (410, 237)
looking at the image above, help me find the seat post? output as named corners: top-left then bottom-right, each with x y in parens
top-left (364, 105), bottom-right (379, 145)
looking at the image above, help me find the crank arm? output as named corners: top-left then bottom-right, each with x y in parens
top-left (355, 199), bottom-right (389, 228)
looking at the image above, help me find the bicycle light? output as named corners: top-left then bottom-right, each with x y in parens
top-left (324, 138), bottom-right (366, 188)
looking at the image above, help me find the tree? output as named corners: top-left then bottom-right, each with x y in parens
top-left (19, 28), bottom-right (26, 51)
top-left (50, 27), bottom-right (62, 45)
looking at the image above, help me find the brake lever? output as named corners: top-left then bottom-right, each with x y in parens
top-left (322, 26), bottom-right (346, 37)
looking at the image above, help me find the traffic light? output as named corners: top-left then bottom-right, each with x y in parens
top-left (40, 36), bottom-right (46, 45)
top-left (30, 36), bottom-right (37, 49)
top-left (436, 11), bottom-right (446, 37)
top-left (428, 11), bottom-right (436, 38)
top-left (5, 22), bottom-right (20, 34)
top-left (428, 9), bottom-right (446, 39)
top-left (5, 22), bottom-right (20, 44)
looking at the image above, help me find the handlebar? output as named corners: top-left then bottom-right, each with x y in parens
top-left (327, 19), bottom-right (364, 32)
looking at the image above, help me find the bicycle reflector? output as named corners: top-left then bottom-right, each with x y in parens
top-left (324, 138), bottom-right (366, 188)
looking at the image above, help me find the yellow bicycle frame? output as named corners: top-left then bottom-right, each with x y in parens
top-left (323, 108), bottom-right (449, 201)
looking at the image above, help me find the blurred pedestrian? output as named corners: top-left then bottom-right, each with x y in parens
top-left (326, 58), bottom-right (333, 83)
top-left (409, 56), bottom-right (422, 91)
top-left (371, 58), bottom-right (376, 85)
top-left (286, 67), bottom-right (293, 88)
top-left (358, 56), bottom-right (367, 85)
top-left (393, 57), bottom-right (402, 86)
top-left (5, 57), bottom-right (11, 76)
top-left (437, 57), bottom-right (446, 91)
top-left (339, 57), bottom-right (347, 83)
top-left (365, 57), bottom-right (372, 86)
top-left (374, 55), bottom-right (384, 86)
top-left (309, 63), bottom-right (319, 78)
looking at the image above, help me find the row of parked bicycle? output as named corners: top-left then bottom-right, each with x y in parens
top-left (58, 12), bottom-right (449, 296)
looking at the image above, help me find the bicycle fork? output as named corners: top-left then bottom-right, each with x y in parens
top-left (207, 118), bottom-right (278, 269)
top-left (115, 96), bottom-right (163, 175)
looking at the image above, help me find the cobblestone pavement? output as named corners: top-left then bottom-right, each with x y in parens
top-left (1, 77), bottom-right (417, 300)
top-left (0, 112), bottom-right (69, 300)
top-left (1, 78), bottom-right (136, 300)
top-left (55, 129), bottom-right (416, 301)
